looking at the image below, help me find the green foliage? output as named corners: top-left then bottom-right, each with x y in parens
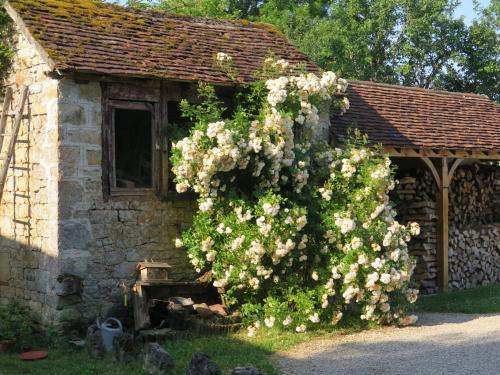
top-left (171, 57), bottom-right (419, 334)
top-left (134, 0), bottom-right (498, 100)
top-left (0, 0), bottom-right (14, 84)
top-left (438, 0), bottom-right (500, 102)
top-left (0, 301), bottom-right (33, 349)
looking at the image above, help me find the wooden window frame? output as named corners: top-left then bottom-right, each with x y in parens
top-left (102, 84), bottom-right (161, 199)
top-left (101, 80), bottom-right (201, 201)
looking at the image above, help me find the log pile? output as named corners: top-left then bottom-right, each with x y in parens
top-left (449, 164), bottom-right (498, 227)
top-left (393, 162), bottom-right (499, 293)
top-left (448, 225), bottom-right (500, 289)
top-left (448, 163), bottom-right (499, 290)
top-left (393, 172), bottom-right (438, 293)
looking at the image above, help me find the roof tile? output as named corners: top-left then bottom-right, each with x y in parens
top-left (7, 0), bottom-right (316, 83)
top-left (332, 81), bottom-right (500, 152)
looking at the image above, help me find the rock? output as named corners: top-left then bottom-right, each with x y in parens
top-left (193, 303), bottom-right (214, 318)
top-left (85, 324), bottom-right (105, 359)
top-left (209, 304), bottom-right (227, 317)
top-left (231, 368), bottom-right (264, 375)
top-left (143, 342), bottom-right (174, 375)
top-left (187, 352), bottom-right (221, 375)
top-left (55, 274), bottom-right (82, 297)
top-left (112, 332), bottom-right (139, 364)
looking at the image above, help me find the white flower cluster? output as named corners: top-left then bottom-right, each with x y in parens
top-left (173, 55), bottom-right (419, 336)
top-left (172, 57), bottom-right (350, 212)
top-left (216, 52), bottom-right (232, 63)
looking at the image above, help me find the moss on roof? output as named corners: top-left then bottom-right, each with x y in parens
top-left (6, 0), bottom-right (313, 83)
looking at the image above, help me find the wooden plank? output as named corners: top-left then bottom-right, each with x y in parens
top-left (106, 81), bottom-right (160, 103)
top-left (133, 282), bottom-right (151, 331)
top-left (0, 87), bottom-right (13, 153)
top-left (0, 87), bottom-right (28, 203)
top-left (383, 147), bottom-right (500, 160)
top-left (437, 157), bottom-right (449, 292)
top-left (421, 157), bottom-right (441, 189)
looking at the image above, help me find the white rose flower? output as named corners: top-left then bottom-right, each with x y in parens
top-left (295, 324), bottom-right (306, 333)
top-left (308, 313), bottom-right (320, 323)
top-left (264, 316), bottom-right (275, 328)
top-left (380, 273), bottom-right (391, 284)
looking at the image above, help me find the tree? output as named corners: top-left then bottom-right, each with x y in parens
top-left (439, 0), bottom-right (499, 101)
top-left (142, 0), bottom-right (498, 100)
top-left (396, 0), bottom-right (466, 88)
top-left (259, 0), bottom-right (402, 83)
top-left (0, 0), bottom-right (13, 84)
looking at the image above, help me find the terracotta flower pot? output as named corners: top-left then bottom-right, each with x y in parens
top-left (0, 339), bottom-right (14, 353)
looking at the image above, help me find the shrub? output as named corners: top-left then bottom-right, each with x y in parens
top-left (0, 301), bottom-right (33, 349)
top-left (171, 56), bottom-right (419, 334)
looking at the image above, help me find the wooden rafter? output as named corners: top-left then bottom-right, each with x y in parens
top-left (383, 146), bottom-right (500, 161)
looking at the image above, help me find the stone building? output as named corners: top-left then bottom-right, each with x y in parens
top-left (0, 0), bottom-right (499, 328)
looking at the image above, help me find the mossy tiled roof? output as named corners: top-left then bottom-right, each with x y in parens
top-left (6, 0), bottom-right (316, 83)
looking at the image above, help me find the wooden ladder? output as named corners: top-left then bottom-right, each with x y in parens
top-left (0, 86), bottom-right (29, 203)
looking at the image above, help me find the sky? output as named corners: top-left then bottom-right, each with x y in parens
top-left (456, 0), bottom-right (491, 24)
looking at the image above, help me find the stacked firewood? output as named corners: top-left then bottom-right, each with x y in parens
top-left (393, 171), bottom-right (438, 293)
top-left (448, 163), bottom-right (500, 290)
top-left (448, 225), bottom-right (500, 289)
top-left (449, 164), bottom-right (498, 227)
top-left (393, 162), bottom-right (499, 293)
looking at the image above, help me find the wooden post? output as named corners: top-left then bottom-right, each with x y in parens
top-left (437, 157), bottom-right (449, 292)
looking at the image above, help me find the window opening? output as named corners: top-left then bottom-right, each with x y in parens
top-left (114, 108), bottom-right (153, 189)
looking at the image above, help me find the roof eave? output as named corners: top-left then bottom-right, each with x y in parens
top-left (4, 0), bottom-right (59, 74)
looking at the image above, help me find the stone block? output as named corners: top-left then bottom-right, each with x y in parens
top-left (86, 149), bottom-right (101, 166)
top-left (60, 221), bottom-right (92, 250)
top-left (0, 251), bottom-right (10, 284)
top-left (59, 180), bottom-right (84, 219)
top-left (112, 332), bottom-right (140, 364)
top-left (60, 146), bottom-right (81, 166)
top-left (142, 342), bottom-right (174, 375)
top-left (187, 352), bottom-right (221, 375)
top-left (60, 104), bottom-right (85, 126)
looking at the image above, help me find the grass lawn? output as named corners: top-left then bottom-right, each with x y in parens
top-left (0, 318), bottom-right (370, 375)
top-left (415, 284), bottom-right (500, 314)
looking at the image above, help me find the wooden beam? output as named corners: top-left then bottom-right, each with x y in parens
top-left (0, 87), bottom-right (13, 151)
top-left (436, 158), bottom-right (449, 292)
top-left (421, 157), bottom-right (441, 189)
top-left (446, 158), bottom-right (464, 186)
top-left (419, 157), bottom-right (465, 292)
top-left (383, 147), bottom-right (500, 160)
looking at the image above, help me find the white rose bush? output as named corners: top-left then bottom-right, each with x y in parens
top-left (171, 56), bottom-right (420, 335)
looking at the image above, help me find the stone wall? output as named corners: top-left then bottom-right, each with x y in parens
top-left (1, 29), bottom-right (198, 328)
top-left (393, 161), bottom-right (500, 293)
top-left (57, 78), bottom-right (197, 325)
top-left (0, 26), bottom-right (60, 324)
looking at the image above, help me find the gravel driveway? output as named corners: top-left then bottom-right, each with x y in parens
top-left (274, 313), bottom-right (500, 375)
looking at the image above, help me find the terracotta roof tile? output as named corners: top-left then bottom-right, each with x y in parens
top-left (6, 0), bottom-right (316, 83)
top-left (331, 80), bottom-right (500, 152)
top-left (6, 1), bottom-right (499, 152)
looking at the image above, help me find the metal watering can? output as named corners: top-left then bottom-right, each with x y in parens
top-left (96, 317), bottom-right (123, 351)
